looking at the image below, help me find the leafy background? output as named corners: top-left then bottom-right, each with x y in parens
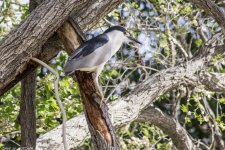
top-left (1, 0), bottom-right (225, 149)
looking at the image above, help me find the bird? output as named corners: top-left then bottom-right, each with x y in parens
top-left (64, 26), bottom-right (141, 100)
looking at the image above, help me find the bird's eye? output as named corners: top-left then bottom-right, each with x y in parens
top-left (124, 32), bottom-right (128, 36)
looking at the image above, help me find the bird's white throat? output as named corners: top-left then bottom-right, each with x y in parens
top-left (105, 30), bottom-right (126, 56)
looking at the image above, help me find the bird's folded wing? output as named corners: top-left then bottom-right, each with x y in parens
top-left (68, 34), bottom-right (109, 61)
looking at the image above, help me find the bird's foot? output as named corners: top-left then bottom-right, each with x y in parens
top-left (100, 97), bottom-right (105, 107)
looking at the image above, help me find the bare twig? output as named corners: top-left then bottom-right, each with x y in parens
top-left (169, 35), bottom-right (189, 59)
top-left (30, 57), bottom-right (68, 150)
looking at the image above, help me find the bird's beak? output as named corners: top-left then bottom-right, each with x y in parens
top-left (128, 36), bottom-right (142, 45)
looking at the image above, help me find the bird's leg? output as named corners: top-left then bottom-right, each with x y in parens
top-left (98, 83), bottom-right (105, 106)
top-left (94, 75), bottom-right (105, 107)
top-left (94, 64), bottom-right (106, 106)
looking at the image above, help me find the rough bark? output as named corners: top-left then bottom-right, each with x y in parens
top-left (19, 71), bottom-right (37, 150)
top-left (74, 72), bottom-right (119, 149)
top-left (0, 0), bottom-right (89, 91)
top-left (0, 0), bottom-right (123, 96)
top-left (192, 71), bottom-right (225, 92)
top-left (57, 21), bottom-right (119, 149)
top-left (0, 34), bottom-right (63, 96)
top-left (36, 105), bottom-right (195, 150)
top-left (19, 1), bottom-right (38, 149)
top-left (36, 44), bottom-right (225, 149)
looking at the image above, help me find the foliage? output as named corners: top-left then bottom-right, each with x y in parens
top-left (118, 122), bottom-right (172, 150)
top-left (0, 0), bottom-right (28, 37)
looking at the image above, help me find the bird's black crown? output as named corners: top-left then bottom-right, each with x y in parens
top-left (104, 26), bottom-right (127, 34)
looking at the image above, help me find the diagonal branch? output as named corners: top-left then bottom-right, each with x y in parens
top-left (0, 0), bottom-right (123, 96)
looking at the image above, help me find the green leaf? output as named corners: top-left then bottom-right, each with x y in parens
top-left (111, 69), bottom-right (118, 76)
top-left (219, 98), bottom-right (225, 104)
top-left (194, 39), bottom-right (203, 47)
top-left (185, 117), bottom-right (191, 123)
top-left (51, 101), bottom-right (59, 110)
top-left (181, 104), bottom-right (188, 113)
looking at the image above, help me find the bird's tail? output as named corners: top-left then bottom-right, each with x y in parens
top-left (64, 61), bottom-right (76, 75)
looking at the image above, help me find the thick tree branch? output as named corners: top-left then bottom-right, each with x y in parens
top-left (36, 106), bottom-right (197, 150)
top-left (201, 72), bottom-right (225, 91)
top-left (36, 44), bottom-right (225, 149)
top-left (0, 34), bottom-right (63, 96)
top-left (137, 106), bottom-right (196, 150)
top-left (0, 0), bottom-right (89, 90)
top-left (0, 0), bottom-right (123, 96)
top-left (74, 72), bottom-right (119, 149)
top-left (193, 72), bottom-right (225, 92)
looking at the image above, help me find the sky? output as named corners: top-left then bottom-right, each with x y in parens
top-left (18, 0), bottom-right (29, 4)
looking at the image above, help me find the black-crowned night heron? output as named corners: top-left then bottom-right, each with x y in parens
top-left (64, 26), bottom-right (141, 99)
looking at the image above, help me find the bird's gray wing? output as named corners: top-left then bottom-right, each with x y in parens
top-left (68, 34), bottom-right (109, 61)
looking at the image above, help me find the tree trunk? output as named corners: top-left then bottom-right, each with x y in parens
top-left (20, 71), bottom-right (36, 149)
top-left (57, 21), bottom-right (120, 149)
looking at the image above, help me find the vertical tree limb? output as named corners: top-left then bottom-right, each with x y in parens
top-left (19, 1), bottom-right (38, 149)
top-left (20, 71), bottom-right (37, 149)
top-left (57, 21), bottom-right (120, 149)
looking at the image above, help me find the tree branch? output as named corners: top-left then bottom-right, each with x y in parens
top-left (36, 44), bottom-right (225, 149)
top-left (30, 57), bottom-right (68, 150)
top-left (137, 106), bottom-right (196, 150)
top-left (199, 72), bottom-right (225, 92)
top-left (0, 0), bottom-right (90, 90)
top-left (0, 0), bottom-right (123, 96)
